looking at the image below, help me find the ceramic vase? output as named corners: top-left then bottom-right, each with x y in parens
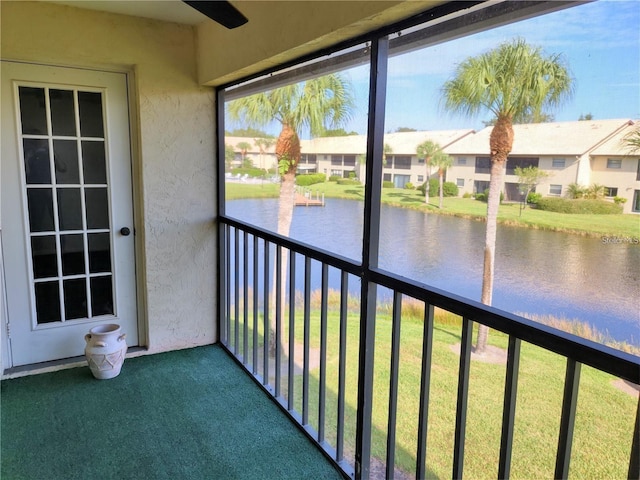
top-left (85, 324), bottom-right (127, 379)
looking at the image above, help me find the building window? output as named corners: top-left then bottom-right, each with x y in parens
top-left (417, 175), bottom-right (424, 182)
top-left (552, 158), bottom-right (566, 168)
top-left (383, 173), bottom-right (392, 182)
top-left (300, 154), bottom-right (317, 164)
top-left (475, 157), bottom-right (491, 174)
top-left (604, 187), bottom-right (618, 197)
top-left (456, 178), bottom-right (465, 187)
top-left (607, 158), bottom-right (622, 169)
top-left (331, 169), bottom-right (342, 177)
top-left (393, 156), bottom-right (411, 170)
top-left (549, 184), bottom-right (562, 196)
top-left (636, 160), bottom-right (640, 181)
top-left (331, 155), bottom-right (342, 166)
top-left (343, 155), bottom-right (356, 167)
top-left (506, 157), bottom-right (539, 175)
top-left (418, 158), bottom-right (425, 164)
top-left (474, 180), bottom-right (489, 194)
top-left (458, 157), bottom-right (467, 165)
top-left (633, 190), bottom-right (640, 212)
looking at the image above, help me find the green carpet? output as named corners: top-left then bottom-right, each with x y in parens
top-left (1, 345), bottom-right (343, 480)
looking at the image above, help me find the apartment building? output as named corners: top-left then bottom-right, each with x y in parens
top-left (226, 118), bottom-right (639, 213)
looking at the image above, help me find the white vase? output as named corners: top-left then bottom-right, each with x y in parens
top-left (85, 324), bottom-right (127, 379)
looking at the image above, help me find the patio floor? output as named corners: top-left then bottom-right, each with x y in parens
top-left (1, 345), bottom-right (343, 480)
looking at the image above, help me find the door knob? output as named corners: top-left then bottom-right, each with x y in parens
top-left (120, 227), bottom-right (131, 236)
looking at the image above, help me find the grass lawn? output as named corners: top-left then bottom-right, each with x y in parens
top-left (229, 302), bottom-right (637, 479)
top-left (224, 181), bottom-right (640, 237)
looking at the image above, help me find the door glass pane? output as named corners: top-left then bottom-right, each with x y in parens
top-left (64, 278), bottom-right (88, 320)
top-left (57, 188), bottom-right (83, 231)
top-left (50, 89), bottom-right (76, 136)
top-left (23, 139), bottom-right (51, 184)
top-left (88, 233), bottom-right (112, 273)
top-left (85, 188), bottom-right (110, 229)
top-left (34, 281), bottom-right (61, 323)
top-left (54, 140), bottom-right (80, 184)
top-left (82, 141), bottom-right (107, 184)
top-left (18, 87), bottom-right (47, 135)
top-left (78, 92), bottom-right (104, 137)
top-left (61, 234), bottom-right (85, 275)
top-left (31, 236), bottom-right (58, 278)
top-left (91, 276), bottom-right (113, 316)
top-left (19, 84), bottom-right (116, 325)
top-left (27, 189), bottom-right (54, 232)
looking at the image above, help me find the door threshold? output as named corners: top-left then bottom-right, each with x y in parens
top-left (2, 346), bottom-right (146, 379)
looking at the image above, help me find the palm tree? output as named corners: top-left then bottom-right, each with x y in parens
top-left (416, 140), bottom-right (442, 204)
top-left (383, 143), bottom-right (393, 167)
top-left (431, 151), bottom-right (453, 209)
top-left (228, 74), bottom-right (354, 239)
top-left (442, 38), bottom-right (573, 353)
top-left (224, 144), bottom-right (235, 171)
top-left (236, 141), bottom-right (252, 162)
top-left (227, 74), bottom-right (354, 353)
top-left (254, 137), bottom-right (275, 173)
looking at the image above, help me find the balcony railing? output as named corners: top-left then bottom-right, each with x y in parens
top-left (219, 216), bottom-right (639, 480)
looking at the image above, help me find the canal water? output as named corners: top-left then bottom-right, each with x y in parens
top-left (226, 198), bottom-right (640, 346)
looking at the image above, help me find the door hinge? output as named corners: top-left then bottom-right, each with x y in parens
top-left (5, 322), bottom-right (10, 338)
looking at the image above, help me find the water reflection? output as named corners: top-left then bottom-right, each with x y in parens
top-left (226, 198), bottom-right (640, 345)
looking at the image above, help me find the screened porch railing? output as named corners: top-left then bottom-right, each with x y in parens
top-left (218, 216), bottom-right (640, 480)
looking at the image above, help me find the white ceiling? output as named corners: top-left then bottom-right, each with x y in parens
top-left (51, 1), bottom-right (211, 25)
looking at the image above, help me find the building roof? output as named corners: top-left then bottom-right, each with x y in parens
top-left (300, 129), bottom-right (474, 155)
top-left (226, 120), bottom-right (638, 158)
top-left (590, 121), bottom-right (638, 156)
top-left (383, 130), bottom-right (475, 155)
top-left (444, 119), bottom-right (635, 157)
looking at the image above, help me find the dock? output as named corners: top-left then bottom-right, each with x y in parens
top-left (294, 188), bottom-right (325, 206)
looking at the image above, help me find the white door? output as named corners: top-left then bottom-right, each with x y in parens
top-left (1, 62), bottom-right (138, 367)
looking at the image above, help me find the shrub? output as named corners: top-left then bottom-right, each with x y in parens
top-left (329, 175), bottom-right (341, 182)
top-left (462, 192), bottom-right (472, 198)
top-left (565, 182), bottom-right (585, 199)
top-left (404, 182), bottom-right (415, 190)
top-left (337, 178), bottom-right (361, 185)
top-left (613, 196), bottom-right (627, 205)
top-left (475, 188), bottom-right (503, 203)
top-left (527, 192), bottom-right (542, 204)
top-left (382, 181), bottom-right (395, 188)
top-left (295, 173), bottom-right (326, 186)
top-left (585, 183), bottom-right (605, 199)
top-left (418, 179), bottom-right (459, 197)
top-left (535, 198), bottom-right (623, 214)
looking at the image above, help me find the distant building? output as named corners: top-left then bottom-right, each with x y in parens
top-left (226, 119), bottom-right (639, 213)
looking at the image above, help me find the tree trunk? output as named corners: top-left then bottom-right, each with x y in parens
top-left (269, 124), bottom-right (301, 356)
top-left (425, 160), bottom-right (430, 204)
top-left (476, 115), bottom-right (513, 354)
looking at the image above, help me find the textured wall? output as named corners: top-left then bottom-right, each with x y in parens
top-left (1, 1), bottom-right (217, 354)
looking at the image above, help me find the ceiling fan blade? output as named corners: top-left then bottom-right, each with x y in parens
top-left (184, 1), bottom-right (248, 29)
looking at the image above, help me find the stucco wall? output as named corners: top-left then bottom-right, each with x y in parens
top-left (1, 1), bottom-right (217, 355)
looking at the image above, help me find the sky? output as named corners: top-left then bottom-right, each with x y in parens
top-left (228, 0), bottom-right (640, 137)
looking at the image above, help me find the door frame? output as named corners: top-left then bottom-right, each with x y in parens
top-left (0, 60), bottom-right (147, 373)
